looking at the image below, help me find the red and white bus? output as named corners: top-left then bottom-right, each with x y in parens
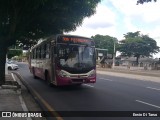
top-left (29, 34), bottom-right (96, 86)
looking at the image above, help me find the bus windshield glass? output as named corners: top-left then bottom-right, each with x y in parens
top-left (57, 44), bottom-right (96, 73)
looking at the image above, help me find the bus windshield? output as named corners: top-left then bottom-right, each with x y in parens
top-left (57, 44), bottom-right (96, 73)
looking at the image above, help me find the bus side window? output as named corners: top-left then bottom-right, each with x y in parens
top-left (32, 50), bottom-right (34, 59)
top-left (43, 44), bottom-right (46, 58)
top-left (41, 45), bottom-right (43, 59)
top-left (36, 47), bottom-right (40, 59)
top-left (35, 49), bottom-right (37, 59)
top-left (46, 43), bottom-right (50, 59)
top-left (37, 47), bottom-right (40, 59)
top-left (34, 49), bottom-right (35, 59)
top-left (35, 48), bottom-right (38, 59)
top-left (39, 47), bottom-right (41, 59)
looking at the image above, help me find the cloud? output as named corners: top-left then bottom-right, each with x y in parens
top-left (82, 4), bottom-right (116, 29)
top-left (124, 17), bottom-right (138, 32)
top-left (67, 0), bottom-right (160, 58)
top-left (68, 25), bottom-right (116, 38)
top-left (84, 20), bottom-right (113, 29)
top-left (67, 3), bottom-right (117, 37)
top-left (109, 0), bottom-right (160, 24)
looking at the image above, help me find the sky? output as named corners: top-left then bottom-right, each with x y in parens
top-left (67, 0), bottom-right (160, 58)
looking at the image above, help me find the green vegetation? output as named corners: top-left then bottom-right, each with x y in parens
top-left (92, 32), bottom-right (159, 66)
top-left (137, 0), bottom-right (157, 4)
top-left (91, 34), bottom-right (118, 55)
top-left (118, 31), bottom-right (160, 65)
top-left (7, 49), bottom-right (23, 59)
top-left (0, 0), bottom-right (100, 85)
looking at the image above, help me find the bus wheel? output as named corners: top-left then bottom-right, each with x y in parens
top-left (76, 83), bottom-right (82, 86)
top-left (45, 72), bottom-right (52, 87)
top-left (33, 68), bottom-right (38, 79)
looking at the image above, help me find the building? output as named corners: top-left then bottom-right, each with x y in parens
top-left (120, 56), bottom-right (160, 70)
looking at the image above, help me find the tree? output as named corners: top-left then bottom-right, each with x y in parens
top-left (0, 0), bottom-right (100, 85)
top-left (91, 34), bottom-right (118, 55)
top-left (7, 49), bottom-right (23, 59)
top-left (118, 31), bottom-right (160, 65)
top-left (137, 0), bottom-right (157, 4)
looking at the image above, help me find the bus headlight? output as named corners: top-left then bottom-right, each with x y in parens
top-left (58, 70), bottom-right (70, 78)
top-left (88, 70), bottom-right (96, 77)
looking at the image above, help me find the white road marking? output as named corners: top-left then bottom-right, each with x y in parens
top-left (19, 95), bottom-right (32, 120)
top-left (146, 87), bottom-right (160, 91)
top-left (11, 73), bottom-right (32, 120)
top-left (83, 84), bottom-right (94, 88)
top-left (99, 78), bottom-right (113, 81)
top-left (11, 73), bottom-right (16, 81)
top-left (136, 100), bottom-right (160, 109)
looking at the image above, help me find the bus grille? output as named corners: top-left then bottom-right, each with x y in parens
top-left (71, 79), bottom-right (83, 83)
top-left (70, 75), bottom-right (88, 78)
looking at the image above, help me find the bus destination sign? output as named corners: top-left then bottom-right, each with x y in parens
top-left (57, 36), bottom-right (94, 46)
top-left (63, 37), bottom-right (89, 43)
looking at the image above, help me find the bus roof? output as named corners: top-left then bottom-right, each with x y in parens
top-left (30, 34), bottom-right (93, 50)
top-left (56, 34), bottom-right (92, 40)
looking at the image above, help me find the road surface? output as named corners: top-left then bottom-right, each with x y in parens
top-left (17, 62), bottom-right (160, 120)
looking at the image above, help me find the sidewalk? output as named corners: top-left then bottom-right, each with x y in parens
top-left (97, 66), bottom-right (160, 77)
top-left (97, 67), bottom-right (160, 83)
top-left (0, 72), bottom-right (46, 120)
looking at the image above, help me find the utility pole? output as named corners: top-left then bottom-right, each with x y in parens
top-left (112, 41), bottom-right (116, 69)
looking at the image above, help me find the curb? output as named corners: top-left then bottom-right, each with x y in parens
top-left (0, 73), bottom-right (21, 95)
top-left (1, 73), bottom-right (21, 90)
top-left (11, 72), bottom-right (32, 120)
top-left (12, 72), bottom-right (63, 120)
top-left (97, 70), bottom-right (160, 83)
top-left (97, 68), bottom-right (160, 77)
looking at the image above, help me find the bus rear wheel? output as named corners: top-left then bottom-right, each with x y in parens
top-left (32, 68), bottom-right (38, 79)
top-left (75, 83), bottom-right (82, 86)
top-left (45, 72), bottom-right (52, 87)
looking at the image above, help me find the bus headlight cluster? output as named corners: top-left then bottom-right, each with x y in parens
top-left (58, 70), bottom-right (70, 78)
top-left (88, 70), bottom-right (96, 77)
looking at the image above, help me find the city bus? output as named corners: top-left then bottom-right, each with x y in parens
top-left (28, 34), bottom-right (96, 86)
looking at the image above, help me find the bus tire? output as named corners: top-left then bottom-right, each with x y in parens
top-left (32, 68), bottom-right (38, 79)
top-left (76, 83), bottom-right (82, 86)
top-left (45, 72), bottom-right (52, 87)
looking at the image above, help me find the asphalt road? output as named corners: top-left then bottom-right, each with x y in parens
top-left (17, 62), bottom-right (160, 120)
